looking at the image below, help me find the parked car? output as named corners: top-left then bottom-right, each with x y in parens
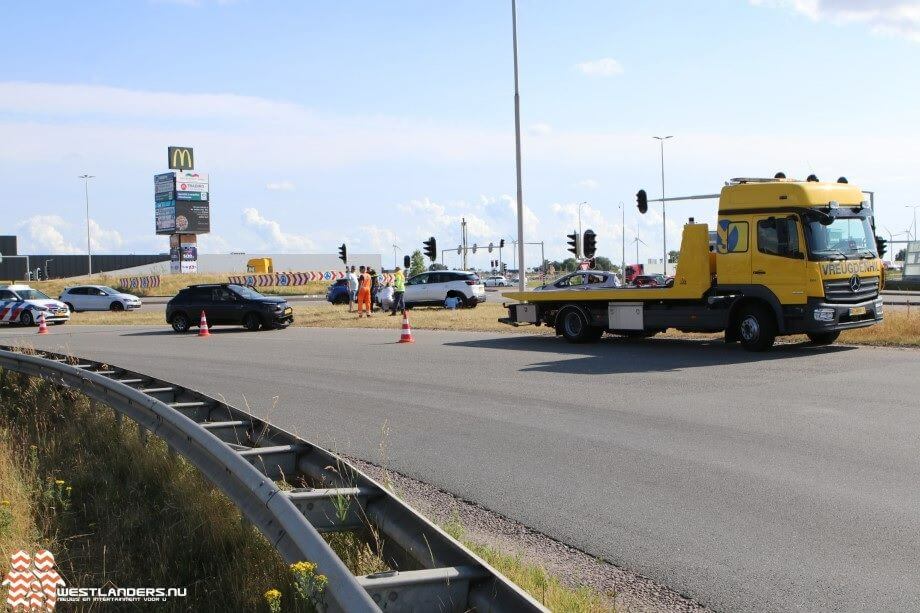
top-left (0, 285), bottom-right (70, 326)
top-left (326, 278), bottom-right (350, 304)
top-left (404, 271), bottom-right (485, 308)
top-left (60, 285), bottom-right (142, 312)
top-left (482, 275), bottom-right (511, 287)
top-left (533, 270), bottom-right (622, 291)
top-left (166, 284), bottom-right (293, 333)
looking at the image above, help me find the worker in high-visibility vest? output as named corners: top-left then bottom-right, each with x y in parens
top-left (390, 266), bottom-right (406, 315)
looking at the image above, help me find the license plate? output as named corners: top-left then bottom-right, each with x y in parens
top-left (284, 307), bottom-right (292, 315)
top-left (849, 306), bottom-right (867, 317)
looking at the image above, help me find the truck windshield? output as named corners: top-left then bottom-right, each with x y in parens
top-left (803, 215), bottom-right (876, 260)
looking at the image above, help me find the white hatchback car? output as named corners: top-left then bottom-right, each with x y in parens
top-left (60, 285), bottom-right (143, 312)
top-left (404, 271), bottom-right (486, 308)
top-left (482, 275), bottom-right (511, 287)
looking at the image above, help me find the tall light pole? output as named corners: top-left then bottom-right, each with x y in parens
top-left (392, 244), bottom-right (400, 270)
top-left (653, 135), bottom-right (673, 276)
top-left (511, 0), bottom-right (526, 291)
top-left (577, 201), bottom-right (588, 241)
top-left (619, 201), bottom-right (626, 279)
top-left (907, 205), bottom-right (920, 241)
top-left (79, 174), bottom-right (95, 275)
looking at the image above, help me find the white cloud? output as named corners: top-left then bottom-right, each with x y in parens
top-left (751, 0), bottom-right (920, 42)
top-left (266, 180), bottom-right (296, 191)
top-left (88, 219), bottom-right (124, 252)
top-left (241, 208), bottom-right (317, 252)
top-left (576, 179), bottom-right (599, 189)
top-left (17, 216), bottom-right (81, 254)
top-left (574, 57), bottom-right (624, 77)
top-left (196, 233), bottom-right (231, 254)
top-left (528, 122), bottom-right (553, 136)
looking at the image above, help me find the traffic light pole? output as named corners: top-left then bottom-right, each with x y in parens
top-left (511, 0), bottom-right (526, 292)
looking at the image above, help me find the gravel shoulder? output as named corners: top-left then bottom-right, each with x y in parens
top-left (349, 457), bottom-right (711, 613)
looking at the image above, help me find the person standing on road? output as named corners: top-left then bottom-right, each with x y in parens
top-left (390, 266), bottom-right (405, 315)
top-left (369, 268), bottom-right (379, 313)
top-left (346, 265), bottom-right (358, 312)
top-left (357, 265), bottom-right (372, 317)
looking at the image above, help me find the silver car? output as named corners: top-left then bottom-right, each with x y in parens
top-left (533, 270), bottom-right (622, 291)
top-left (60, 285), bottom-right (143, 312)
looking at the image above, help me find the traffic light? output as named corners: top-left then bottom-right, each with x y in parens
top-left (566, 231), bottom-right (580, 258)
top-left (403, 255), bottom-right (411, 268)
top-left (423, 237), bottom-right (437, 261)
top-left (636, 190), bottom-right (648, 214)
top-left (472, 243), bottom-right (477, 254)
top-left (499, 239), bottom-right (505, 248)
top-left (583, 229), bottom-right (597, 259)
top-left (488, 242), bottom-right (494, 253)
top-left (338, 243), bottom-right (347, 264)
top-left (876, 235), bottom-right (888, 259)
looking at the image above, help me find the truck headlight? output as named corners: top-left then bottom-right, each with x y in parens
top-left (813, 308), bottom-right (835, 322)
top-left (875, 299), bottom-right (883, 315)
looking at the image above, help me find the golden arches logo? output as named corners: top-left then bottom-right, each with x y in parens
top-left (168, 147), bottom-right (194, 170)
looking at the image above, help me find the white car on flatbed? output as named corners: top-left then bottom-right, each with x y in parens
top-left (0, 285), bottom-right (70, 326)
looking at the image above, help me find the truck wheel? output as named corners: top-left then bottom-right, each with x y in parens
top-left (558, 308), bottom-right (596, 343)
top-left (736, 305), bottom-right (776, 352)
top-left (806, 331), bottom-right (840, 345)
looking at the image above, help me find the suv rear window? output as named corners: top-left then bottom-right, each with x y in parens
top-left (460, 273), bottom-right (479, 282)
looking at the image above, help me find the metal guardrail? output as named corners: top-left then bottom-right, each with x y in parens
top-left (0, 346), bottom-right (547, 613)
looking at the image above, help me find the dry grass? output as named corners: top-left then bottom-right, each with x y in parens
top-left (27, 273), bottom-right (328, 298)
top-left (63, 301), bottom-right (920, 348)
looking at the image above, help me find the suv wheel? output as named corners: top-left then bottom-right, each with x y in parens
top-left (171, 313), bottom-right (190, 333)
top-left (736, 305), bottom-right (776, 352)
top-left (243, 313), bottom-right (262, 331)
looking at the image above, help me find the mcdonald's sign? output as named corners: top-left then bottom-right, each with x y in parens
top-left (168, 146), bottom-right (194, 170)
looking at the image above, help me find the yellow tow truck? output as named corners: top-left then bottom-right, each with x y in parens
top-left (502, 176), bottom-right (884, 351)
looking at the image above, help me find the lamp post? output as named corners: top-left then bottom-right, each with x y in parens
top-left (653, 135), bottom-right (673, 276)
top-left (511, 0), bottom-right (526, 291)
top-left (79, 174), bottom-right (95, 275)
top-left (392, 244), bottom-right (400, 270)
top-left (577, 201), bottom-right (588, 241)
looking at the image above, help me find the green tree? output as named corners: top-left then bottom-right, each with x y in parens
top-left (896, 248), bottom-right (907, 262)
top-left (409, 250), bottom-right (426, 277)
top-left (559, 258), bottom-right (577, 272)
top-left (428, 263), bottom-right (448, 271)
top-left (594, 256), bottom-right (615, 271)
top-left (668, 250), bottom-right (680, 263)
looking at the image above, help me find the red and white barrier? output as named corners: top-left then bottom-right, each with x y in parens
top-left (119, 275), bottom-right (161, 290)
top-left (226, 271), bottom-right (391, 288)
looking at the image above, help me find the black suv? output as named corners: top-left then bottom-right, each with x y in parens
top-left (166, 284), bottom-right (293, 333)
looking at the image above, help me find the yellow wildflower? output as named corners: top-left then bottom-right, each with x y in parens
top-left (55, 480), bottom-right (65, 486)
top-left (291, 561), bottom-right (316, 575)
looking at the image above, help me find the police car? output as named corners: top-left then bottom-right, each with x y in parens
top-left (0, 285), bottom-right (70, 326)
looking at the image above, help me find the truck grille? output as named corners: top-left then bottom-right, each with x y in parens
top-left (823, 276), bottom-right (879, 303)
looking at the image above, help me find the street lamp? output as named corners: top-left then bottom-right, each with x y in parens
top-left (79, 174), bottom-right (95, 275)
top-left (511, 0), bottom-right (526, 291)
top-left (619, 201), bottom-right (625, 279)
top-left (653, 135), bottom-right (673, 276)
top-left (577, 201), bottom-right (588, 243)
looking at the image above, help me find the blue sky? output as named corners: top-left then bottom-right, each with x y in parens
top-left (2, 0), bottom-right (919, 268)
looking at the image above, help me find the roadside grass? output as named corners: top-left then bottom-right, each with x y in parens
top-left (62, 301), bottom-right (920, 347)
top-left (443, 514), bottom-right (614, 612)
top-left (0, 368), bottom-right (611, 611)
top-left (27, 273), bottom-right (328, 298)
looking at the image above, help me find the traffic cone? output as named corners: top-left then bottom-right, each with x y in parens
top-left (398, 309), bottom-right (414, 343)
top-left (198, 310), bottom-right (211, 337)
top-left (37, 312), bottom-right (48, 335)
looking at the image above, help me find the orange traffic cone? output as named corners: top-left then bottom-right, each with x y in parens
top-left (198, 310), bottom-right (211, 337)
top-left (37, 312), bottom-right (48, 335)
top-left (398, 309), bottom-right (414, 343)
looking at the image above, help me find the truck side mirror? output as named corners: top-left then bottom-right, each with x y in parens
top-left (636, 190), bottom-right (648, 214)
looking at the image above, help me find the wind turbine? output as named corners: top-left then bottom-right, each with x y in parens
top-left (631, 223), bottom-right (648, 265)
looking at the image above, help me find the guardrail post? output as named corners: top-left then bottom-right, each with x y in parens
top-left (138, 423), bottom-right (148, 445)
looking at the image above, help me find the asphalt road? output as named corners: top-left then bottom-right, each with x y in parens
top-left (2, 325), bottom-right (919, 612)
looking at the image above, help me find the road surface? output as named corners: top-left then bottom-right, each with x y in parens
top-left (2, 324), bottom-right (919, 612)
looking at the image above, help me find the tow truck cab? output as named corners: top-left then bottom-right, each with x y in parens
top-left (503, 177), bottom-right (883, 351)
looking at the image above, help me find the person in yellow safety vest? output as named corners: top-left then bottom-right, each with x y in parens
top-left (390, 266), bottom-right (406, 315)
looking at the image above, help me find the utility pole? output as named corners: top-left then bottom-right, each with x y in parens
top-left (620, 201), bottom-right (626, 278)
top-left (511, 0), bottom-right (526, 291)
top-left (578, 201), bottom-right (587, 239)
top-left (653, 135), bottom-right (673, 276)
top-left (79, 174), bottom-right (95, 275)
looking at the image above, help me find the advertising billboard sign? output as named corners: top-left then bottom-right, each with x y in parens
top-left (155, 201), bottom-right (176, 234)
top-left (173, 201), bottom-right (210, 234)
top-left (167, 147), bottom-right (194, 170)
